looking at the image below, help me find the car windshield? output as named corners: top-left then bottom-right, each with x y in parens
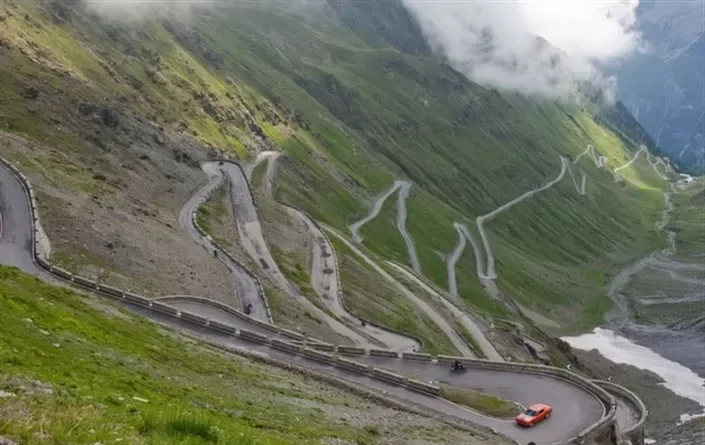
top-left (524, 409), bottom-right (538, 417)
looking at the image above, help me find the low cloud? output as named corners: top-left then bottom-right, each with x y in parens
top-left (83, 0), bottom-right (213, 21)
top-left (400, 0), bottom-right (643, 101)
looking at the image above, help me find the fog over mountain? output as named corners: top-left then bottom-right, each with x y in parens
top-left (82, 0), bottom-right (703, 172)
top-left (399, 0), bottom-right (643, 101)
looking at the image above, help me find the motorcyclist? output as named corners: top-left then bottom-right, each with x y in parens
top-left (452, 360), bottom-right (465, 371)
top-left (245, 303), bottom-right (253, 315)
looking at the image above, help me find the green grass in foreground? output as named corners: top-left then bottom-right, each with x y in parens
top-left (0, 266), bottom-right (389, 445)
top-left (439, 386), bottom-right (518, 419)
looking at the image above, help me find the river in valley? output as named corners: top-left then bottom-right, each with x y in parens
top-left (562, 186), bottom-right (705, 423)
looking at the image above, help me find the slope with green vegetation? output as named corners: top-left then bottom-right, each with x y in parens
top-left (0, 265), bottom-right (500, 445)
top-left (0, 0), bottom-right (671, 342)
top-left (667, 182), bottom-right (705, 260)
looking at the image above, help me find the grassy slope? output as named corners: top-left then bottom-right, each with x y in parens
top-left (0, 1), bottom-right (669, 336)
top-left (3, 266), bottom-right (471, 445)
top-left (330, 236), bottom-right (460, 356)
top-left (668, 182), bottom-right (705, 259)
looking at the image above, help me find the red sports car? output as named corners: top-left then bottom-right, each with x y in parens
top-left (515, 403), bottom-right (552, 427)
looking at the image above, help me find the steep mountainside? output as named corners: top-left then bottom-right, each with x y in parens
top-left (0, 0), bottom-right (670, 340)
top-left (615, 0), bottom-right (705, 173)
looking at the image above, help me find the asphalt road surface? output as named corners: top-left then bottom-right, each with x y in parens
top-left (178, 163), bottom-right (269, 322)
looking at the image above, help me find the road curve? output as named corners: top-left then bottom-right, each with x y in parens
top-left (249, 152), bottom-right (419, 351)
top-left (214, 161), bottom-right (370, 346)
top-left (447, 223), bottom-right (468, 298)
top-left (477, 157), bottom-right (570, 280)
top-left (349, 179), bottom-right (422, 275)
top-left (0, 163), bottom-right (43, 275)
top-left (349, 180), bottom-right (407, 243)
top-left (0, 157), bottom-right (632, 445)
top-left (387, 261), bottom-right (504, 361)
top-left (396, 182), bottom-right (422, 275)
top-left (327, 227), bottom-right (474, 357)
top-left (178, 163), bottom-right (269, 322)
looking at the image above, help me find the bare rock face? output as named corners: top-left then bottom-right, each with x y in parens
top-left (0, 437), bottom-right (19, 445)
top-left (22, 86), bottom-right (39, 100)
top-left (78, 102), bottom-right (120, 128)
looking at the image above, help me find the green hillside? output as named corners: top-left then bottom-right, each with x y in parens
top-left (0, 265), bottom-right (494, 445)
top-left (667, 182), bottom-right (705, 259)
top-left (0, 0), bottom-right (670, 336)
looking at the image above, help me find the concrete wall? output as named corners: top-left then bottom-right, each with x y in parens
top-left (401, 352), bottom-right (432, 361)
top-left (97, 283), bottom-right (123, 299)
top-left (336, 357), bottom-right (372, 375)
top-left (337, 346), bottom-right (366, 356)
top-left (151, 301), bottom-right (180, 317)
top-left (209, 320), bottom-right (238, 335)
top-left (238, 329), bottom-right (270, 345)
top-left (593, 380), bottom-right (647, 445)
top-left (369, 349), bottom-right (399, 358)
top-left (124, 292), bottom-right (152, 308)
top-left (371, 368), bottom-right (407, 385)
top-left (179, 311), bottom-right (209, 326)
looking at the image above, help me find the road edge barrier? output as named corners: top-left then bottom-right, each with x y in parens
top-left (593, 380), bottom-right (647, 445)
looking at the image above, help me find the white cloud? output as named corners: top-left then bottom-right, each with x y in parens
top-left (83, 0), bottom-right (213, 21)
top-left (400, 0), bottom-right (643, 100)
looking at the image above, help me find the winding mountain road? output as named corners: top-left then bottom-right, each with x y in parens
top-left (477, 157), bottom-right (570, 280)
top-left (178, 163), bottom-right (269, 322)
top-left (386, 261), bottom-right (504, 361)
top-left (327, 227), bottom-right (474, 356)
top-left (205, 160), bottom-right (371, 345)
top-left (248, 152), bottom-right (419, 352)
top-left (0, 153), bottom-right (647, 443)
top-left (349, 179), bottom-right (422, 274)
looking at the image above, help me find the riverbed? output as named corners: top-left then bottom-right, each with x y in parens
top-left (562, 187), bottom-right (705, 422)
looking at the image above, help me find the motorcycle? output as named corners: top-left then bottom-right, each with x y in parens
top-left (450, 362), bottom-right (467, 373)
